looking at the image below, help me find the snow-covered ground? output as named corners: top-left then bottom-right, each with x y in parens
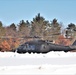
top-left (0, 51), bottom-right (76, 75)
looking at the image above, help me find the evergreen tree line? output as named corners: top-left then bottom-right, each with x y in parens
top-left (0, 13), bottom-right (76, 40)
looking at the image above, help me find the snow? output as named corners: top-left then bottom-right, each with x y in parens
top-left (0, 51), bottom-right (76, 75)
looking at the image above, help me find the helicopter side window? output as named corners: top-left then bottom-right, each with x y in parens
top-left (42, 44), bottom-right (46, 49)
top-left (30, 45), bottom-right (35, 50)
top-left (26, 44), bottom-right (35, 51)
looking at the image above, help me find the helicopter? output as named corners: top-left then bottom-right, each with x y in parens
top-left (15, 39), bottom-right (76, 53)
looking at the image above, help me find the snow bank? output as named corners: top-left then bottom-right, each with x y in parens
top-left (0, 51), bottom-right (76, 74)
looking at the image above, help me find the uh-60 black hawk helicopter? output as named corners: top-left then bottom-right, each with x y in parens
top-left (15, 39), bottom-right (76, 54)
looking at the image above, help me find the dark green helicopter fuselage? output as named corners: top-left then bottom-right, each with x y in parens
top-left (16, 40), bottom-right (76, 53)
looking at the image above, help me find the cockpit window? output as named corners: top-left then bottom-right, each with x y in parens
top-left (25, 44), bottom-right (35, 51)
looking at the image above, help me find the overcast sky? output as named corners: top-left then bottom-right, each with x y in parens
top-left (0, 0), bottom-right (76, 27)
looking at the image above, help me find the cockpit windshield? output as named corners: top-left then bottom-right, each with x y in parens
top-left (25, 44), bottom-right (35, 51)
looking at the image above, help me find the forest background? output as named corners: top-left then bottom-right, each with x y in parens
top-left (0, 13), bottom-right (76, 52)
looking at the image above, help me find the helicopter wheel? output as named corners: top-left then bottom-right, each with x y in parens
top-left (28, 52), bottom-right (31, 54)
top-left (33, 52), bottom-right (35, 54)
